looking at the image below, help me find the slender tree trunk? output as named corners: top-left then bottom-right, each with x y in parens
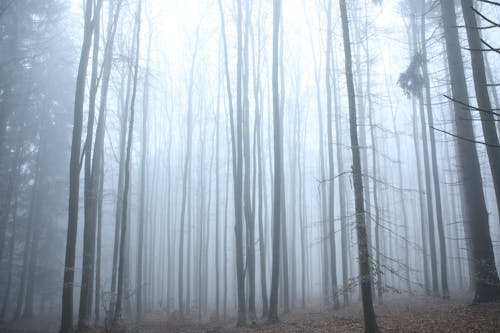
top-left (79, 2), bottom-right (103, 326)
top-left (250, 9), bottom-right (268, 317)
top-left (60, 0), bottom-right (96, 330)
top-left (114, 0), bottom-right (141, 323)
top-left (325, 0), bottom-right (339, 309)
top-left (137, 28), bottom-right (152, 321)
top-left (338, 1), bottom-right (379, 332)
top-left (278, 17), bottom-right (290, 314)
top-left (178, 35), bottom-right (198, 316)
top-left (242, 0), bottom-right (256, 322)
top-left (233, 0), bottom-right (247, 325)
top-left (215, 64), bottom-right (221, 320)
top-left (331, 29), bottom-right (349, 306)
top-left (420, 6), bottom-right (449, 298)
top-left (268, 0), bottom-right (281, 323)
top-left (111, 64), bottom-right (131, 299)
top-left (362, 11), bottom-right (383, 303)
top-left (15, 148), bottom-right (41, 320)
top-left (94, 156), bottom-right (104, 324)
top-left (0, 181), bottom-right (18, 320)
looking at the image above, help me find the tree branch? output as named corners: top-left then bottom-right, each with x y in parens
top-left (431, 126), bottom-right (500, 148)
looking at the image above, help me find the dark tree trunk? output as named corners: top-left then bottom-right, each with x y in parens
top-left (439, 0), bottom-right (500, 303)
top-left (460, 0), bottom-right (500, 224)
top-left (79, 3), bottom-right (103, 326)
top-left (338, 0), bottom-right (380, 332)
top-left (60, 0), bottom-right (96, 330)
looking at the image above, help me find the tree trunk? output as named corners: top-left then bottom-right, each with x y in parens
top-left (137, 28), bottom-right (152, 321)
top-left (338, 0), bottom-right (380, 331)
top-left (242, 0), bottom-right (256, 322)
top-left (60, 0), bottom-right (96, 330)
top-left (325, 0), bottom-right (339, 309)
top-left (79, 2), bottom-right (103, 326)
top-left (114, 0), bottom-right (141, 323)
top-left (460, 0), bottom-right (500, 224)
top-left (439, 0), bottom-right (500, 303)
top-left (268, 0), bottom-right (281, 323)
top-left (420, 5), bottom-right (448, 298)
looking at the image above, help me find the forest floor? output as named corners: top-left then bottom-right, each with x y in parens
top-left (3, 295), bottom-right (500, 332)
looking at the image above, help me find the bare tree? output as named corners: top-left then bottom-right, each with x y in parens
top-left (338, 0), bottom-right (380, 331)
top-left (439, 0), bottom-right (500, 303)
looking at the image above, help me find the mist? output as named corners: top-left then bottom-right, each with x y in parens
top-left (0, 0), bottom-right (500, 332)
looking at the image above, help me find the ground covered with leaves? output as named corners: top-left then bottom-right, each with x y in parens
top-left (141, 296), bottom-right (500, 333)
top-left (3, 295), bottom-right (500, 332)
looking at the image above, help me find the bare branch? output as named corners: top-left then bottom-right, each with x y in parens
top-left (431, 126), bottom-right (500, 148)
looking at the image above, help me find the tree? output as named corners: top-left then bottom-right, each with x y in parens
top-left (268, 0), bottom-right (281, 323)
top-left (338, 0), bottom-right (380, 331)
top-left (438, 0), bottom-right (500, 303)
top-left (325, 0), bottom-right (339, 309)
top-left (114, 0), bottom-right (142, 323)
top-left (60, 0), bottom-right (100, 330)
top-left (460, 0), bottom-right (500, 222)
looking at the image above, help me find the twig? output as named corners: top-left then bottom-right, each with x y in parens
top-left (431, 126), bottom-right (500, 148)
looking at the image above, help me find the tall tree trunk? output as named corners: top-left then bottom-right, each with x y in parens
top-left (15, 147), bottom-right (41, 320)
top-left (137, 28), bottom-right (152, 321)
top-left (278, 13), bottom-right (290, 314)
top-left (111, 63), bottom-right (132, 298)
top-left (268, 0), bottom-right (281, 323)
top-left (460, 0), bottom-right (500, 223)
top-left (215, 64), bottom-right (221, 320)
top-left (94, 156), bottom-right (104, 324)
top-left (338, 0), bottom-right (380, 332)
top-left (234, 0), bottom-right (247, 325)
top-left (0, 180), bottom-right (18, 320)
top-left (114, 0), bottom-right (141, 323)
top-left (408, 9), bottom-right (440, 297)
top-left (242, 0), bottom-right (256, 322)
top-left (178, 34), bottom-right (198, 316)
top-left (439, 0), bottom-right (500, 303)
top-left (362, 7), bottom-right (382, 303)
top-left (325, 0), bottom-right (339, 309)
top-left (420, 5), bottom-right (448, 298)
top-left (250, 9), bottom-right (268, 316)
top-left (60, 0), bottom-right (96, 330)
top-left (79, 2), bottom-right (103, 326)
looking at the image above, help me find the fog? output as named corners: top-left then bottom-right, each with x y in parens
top-left (0, 0), bottom-right (500, 332)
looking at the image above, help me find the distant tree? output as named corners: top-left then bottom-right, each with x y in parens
top-left (114, 0), bottom-right (141, 324)
top-left (324, 0), bottom-right (339, 309)
top-left (268, 0), bottom-right (282, 324)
